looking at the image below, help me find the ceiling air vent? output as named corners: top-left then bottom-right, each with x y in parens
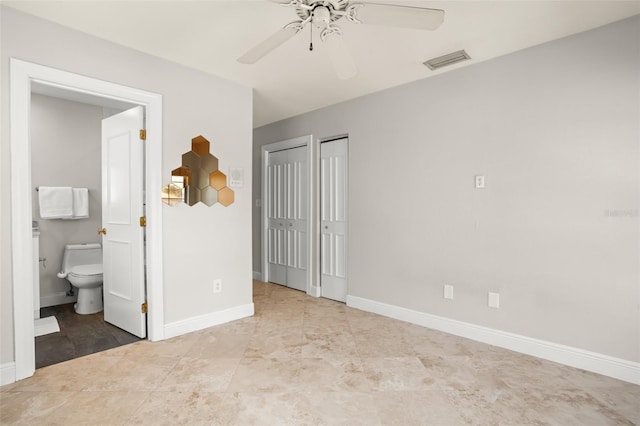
top-left (423, 50), bottom-right (471, 70)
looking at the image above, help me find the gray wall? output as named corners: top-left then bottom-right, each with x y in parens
top-left (31, 94), bottom-right (103, 307)
top-left (1, 6), bottom-right (253, 365)
top-left (253, 16), bottom-right (640, 362)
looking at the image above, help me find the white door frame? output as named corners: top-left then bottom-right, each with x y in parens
top-left (261, 135), bottom-right (320, 296)
top-left (10, 58), bottom-right (165, 381)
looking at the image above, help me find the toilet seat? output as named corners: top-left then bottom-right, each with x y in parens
top-left (68, 264), bottom-right (102, 277)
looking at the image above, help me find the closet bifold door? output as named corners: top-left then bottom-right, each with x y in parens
top-left (266, 146), bottom-right (308, 292)
top-left (320, 138), bottom-right (348, 303)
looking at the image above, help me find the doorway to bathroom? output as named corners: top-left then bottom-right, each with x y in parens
top-left (30, 92), bottom-right (144, 368)
top-left (10, 59), bottom-right (165, 381)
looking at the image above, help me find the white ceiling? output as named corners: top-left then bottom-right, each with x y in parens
top-left (5, 1), bottom-right (639, 127)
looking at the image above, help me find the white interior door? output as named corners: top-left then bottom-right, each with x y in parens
top-left (320, 138), bottom-right (348, 302)
top-left (101, 106), bottom-right (146, 338)
top-left (266, 146), bottom-right (308, 292)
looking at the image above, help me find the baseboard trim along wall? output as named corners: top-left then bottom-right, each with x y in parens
top-left (163, 303), bottom-right (255, 339)
top-left (346, 295), bottom-right (640, 385)
top-left (40, 292), bottom-right (77, 308)
top-left (1, 362), bottom-right (16, 386)
top-left (252, 271), bottom-right (263, 281)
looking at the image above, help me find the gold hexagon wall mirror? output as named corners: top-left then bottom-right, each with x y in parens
top-left (162, 135), bottom-right (234, 207)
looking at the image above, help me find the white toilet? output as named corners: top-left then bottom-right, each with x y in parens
top-left (58, 243), bottom-right (103, 314)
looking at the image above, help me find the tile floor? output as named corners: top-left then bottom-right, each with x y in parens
top-left (1, 280), bottom-right (638, 425)
top-left (36, 304), bottom-right (142, 368)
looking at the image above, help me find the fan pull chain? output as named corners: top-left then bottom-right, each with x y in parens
top-left (309, 24), bottom-right (314, 51)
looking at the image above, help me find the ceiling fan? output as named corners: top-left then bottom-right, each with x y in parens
top-left (238, 0), bottom-right (445, 79)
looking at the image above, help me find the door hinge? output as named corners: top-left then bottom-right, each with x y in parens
top-left (139, 129), bottom-right (147, 140)
top-left (140, 216), bottom-right (146, 227)
top-left (141, 302), bottom-right (148, 314)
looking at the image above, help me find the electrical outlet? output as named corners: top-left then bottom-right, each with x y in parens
top-left (488, 292), bottom-right (500, 308)
top-left (475, 175), bottom-right (485, 189)
top-left (213, 279), bottom-right (222, 294)
top-left (444, 285), bottom-right (454, 300)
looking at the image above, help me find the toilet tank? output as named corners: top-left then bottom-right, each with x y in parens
top-left (61, 243), bottom-right (102, 273)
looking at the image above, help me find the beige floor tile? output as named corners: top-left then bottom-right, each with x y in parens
top-left (226, 358), bottom-right (300, 392)
top-left (185, 332), bottom-right (251, 358)
top-left (588, 388), bottom-right (640, 424)
top-left (419, 354), bottom-right (511, 393)
top-left (296, 358), bottom-right (371, 392)
top-left (531, 387), bottom-right (636, 425)
top-left (114, 332), bottom-right (201, 359)
top-left (0, 391), bottom-right (75, 425)
top-left (215, 392), bottom-right (306, 425)
top-left (125, 391), bottom-right (226, 425)
top-left (46, 390), bottom-right (150, 425)
top-left (254, 316), bottom-right (305, 335)
top-left (244, 326), bottom-right (304, 358)
top-left (157, 357), bottom-right (240, 392)
top-left (83, 355), bottom-right (179, 391)
top-left (353, 329), bottom-right (417, 358)
top-left (4, 281), bottom-right (637, 425)
top-left (293, 391), bottom-right (382, 425)
top-left (200, 316), bottom-right (258, 336)
top-left (301, 330), bottom-right (360, 358)
top-left (372, 391), bottom-right (468, 425)
top-left (217, 391), bottom-right (381, 426)
top-left (362, 357), bottom-right (437, 391)
top-left (9, 354), bottom-right (122, 392)
top-left (303, 313), bottom-right (350, 332)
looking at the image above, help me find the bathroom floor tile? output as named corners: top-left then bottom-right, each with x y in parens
top-left (35, 303), bottom-right (142, 369)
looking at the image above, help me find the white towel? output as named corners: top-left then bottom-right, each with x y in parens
top-left (71, 188), bottom-right (89, 219)
top-left (38, 186), bottom-right (73, 219)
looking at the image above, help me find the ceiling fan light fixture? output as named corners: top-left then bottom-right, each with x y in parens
top-left (312, 6), bottom-right (332, 28)
top-left (423, 50), bottom-right (471, 70)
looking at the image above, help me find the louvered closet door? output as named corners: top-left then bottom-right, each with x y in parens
top-left (320, 138), bottom-right (348, 302)
top-left (266, 149), bottom-right (287, 285)
top-left (266, 146), bottom-right (308, 291)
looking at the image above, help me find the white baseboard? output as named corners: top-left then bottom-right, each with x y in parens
top-left (163, 303), bottom-right (255, 339)
top-left (346, 295), bottom-right (640, 385)
top-left (40, 292), bottom-right (77, 308)
top-left (253, 271), bottom-right (263, 281)
top-left (1, 362), bottom-right (16, 386)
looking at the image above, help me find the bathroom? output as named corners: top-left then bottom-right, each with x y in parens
top-left (31, 91), bottom-right (141, 368)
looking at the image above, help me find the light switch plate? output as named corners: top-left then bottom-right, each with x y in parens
top-left (488, 292), bottom-right (500, 308)
top-left (444, 285), bottom-right (454, 300)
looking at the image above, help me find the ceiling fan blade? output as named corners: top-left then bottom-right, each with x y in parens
top-left (322, 27), bottom-right (357, 80)
top-left (348, 3), bottom-right (444, 31)
top-left (238, 22), bottom-right (304, 64)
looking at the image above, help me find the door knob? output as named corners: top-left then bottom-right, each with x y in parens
top-left (98, 227), bottom-right (107, 235)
